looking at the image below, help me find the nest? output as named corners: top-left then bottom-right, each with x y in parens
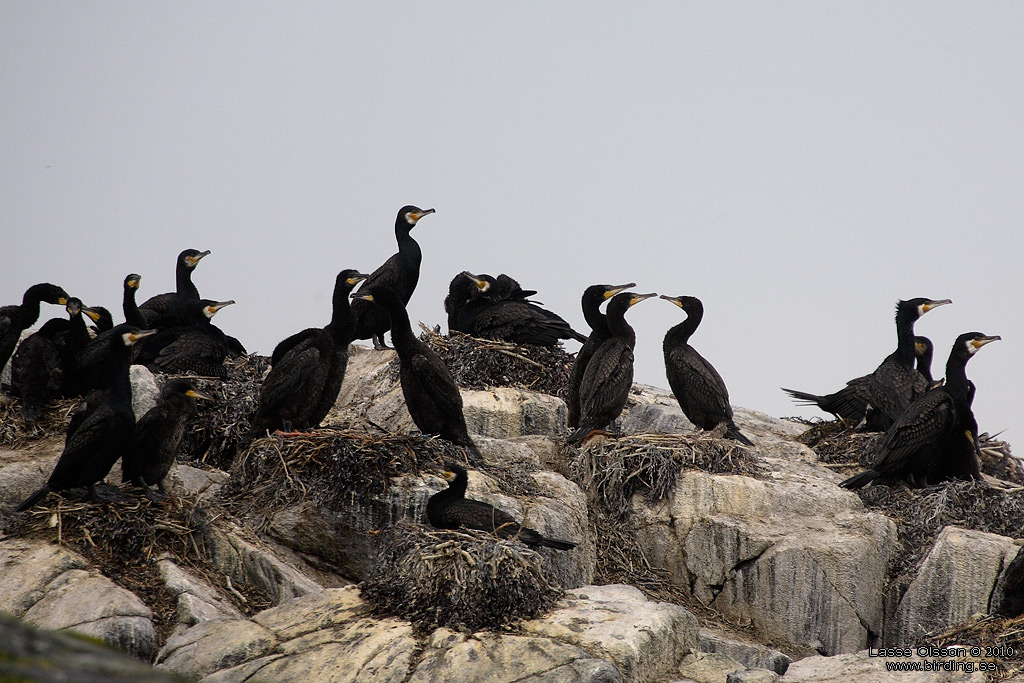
top-left (0, 397), bottom-right (79, 448)
top-left (925, 614), bottom-right (1024, 679)
top-left (979, 434), bottom-right (1024, 485)
top-left (566, 432), bottom-right (761, 519)
top-left (403, 328), bottom-right (574, 398)
top-left (795, 419), bottom-right (882, 467)
top-left (360, 522), bottom-right (563, 632)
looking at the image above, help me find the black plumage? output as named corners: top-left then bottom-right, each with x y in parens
top-left (138, 249), bottom-right (210, 327)
top-left (914, 336), bottom-right (937, 385)
top-left (53, 298), bottom-right (96, 397)
top-left (10, 318), bottom-right (67, 421)
top-left (137, 299), bottom-right (235, 377)
top-left (454, 272), bottom-right (587, 346)
top-left (661, 295), bottom-right (753, 445)
top-left (427, 464), bottom-right (577, 550)
top-left (839, 332), bottom-right (999, 490)
top-left (445, 272), bottom-right (541, 333)
top-left (253, 269), bottom-right (367, 435)
top-left (353, 286), bottom-right (480, 457)
top-left (122, 274), bottom-right (147, 328)
top-left (1, 283), bottom-right (68, 377)
top-left (567, 282), bottom-right (636, 429)
top-left (84, 306), bottom-right (113, 336)
top-left (566, 292), bottom-right (656, 445)
top-left (16, 326), bottom-right (154, 511)
top-left (351, 206), bottom-right (435, 349)
top-left (122, 378), bottom-right (213, 499)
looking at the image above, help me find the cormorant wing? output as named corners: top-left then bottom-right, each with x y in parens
top-left (579, 340), bottom-right (634, 418)
top-left (270, 327), bottom-right (320, 366)
top-left (667, 345), bottom-right (732, 418)
top-left (259, 344), bottom-right (326, 414)
top-left (409, 353), bottom-right (464, 417)
top-left (873, 389), bottom-right (956, 472)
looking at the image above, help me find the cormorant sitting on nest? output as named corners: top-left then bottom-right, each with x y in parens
top-left (445, 272), bottom-right (540, 333)
top-left (84, 306), bottom-right (113, 336)
top-left (782, 298), bottom-right (950, 428)
top-left (122, 274), bottom-right (147, 328)
top-left (16, 326), bottom-right (156, 511)
top-left (122, 377), bottom-right (213, 499)
top-left (839, 332), bottom-right (999, 490)
top-left (1, 283), bottom-right (68, 376)
top-left (567, 282), bottom-right (636, 429)
top-left (54, 298), bottom-right (98, 397)
top-left (10, 318), bottom-right (67, 421)
top-left (139, 249), bottom-right (210, 327)
top-left (453, 272), bottom-right (586, 346)
top-left (427, 463), bottom-right (577, 550)
top-left (253, 269), bottom-right (367, 435)
top-left (351, 206), bottom-right (435, 349)
top-left (566, 291), bottom-right (656, 445)
top-left (353, 286), bottom-right (481, 458)
top-left (136, 299), bottom-right (235, 377)
top-left (660, 295), bottom-right (753, 445)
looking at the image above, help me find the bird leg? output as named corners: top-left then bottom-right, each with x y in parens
top-left (372, 334), bottom-right (392, 350)
top-left (132, 476), bottom-right (166, 502)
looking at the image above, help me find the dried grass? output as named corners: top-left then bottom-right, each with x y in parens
top-left (0, 397), bottom-right (79, 449)
top-left (925, 614), bottom-right (1024, 679)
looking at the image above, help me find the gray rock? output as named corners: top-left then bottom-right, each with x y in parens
top-left (158, 558), bottom-right (244, 626)
top-left (677, 651), bottom-right (746, 683)
top-left (131, 365), bottom-right (160, 420)
top-left (699, 629), bottom-right (791, 675)
top-left (157, 618), bottom-right (276, 681)
top-left (728, 670), bottom-right (780, 683)
top-left (780, 651), bottom-right (989, 681)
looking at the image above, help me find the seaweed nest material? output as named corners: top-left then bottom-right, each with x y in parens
top-left (0, 397), bottom-right (79, 448)
top-left (360, 522), bottom-right (563, 632)
top-left (401, 328), bottom-right (574, 398)
top-left (795, 419), bottom-right (882, 467)
top-left (925, 614), bottom-right (1024, 679)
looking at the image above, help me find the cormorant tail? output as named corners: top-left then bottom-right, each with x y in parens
top-left (535, 536), bottom-right (577, 550)
top-left (725, 424), bottom-right (754, 446)
top-left (569, 329), bottom-right (587, 343)
top-left (16, 485), bottom-right (52, 512)
top-left (781, 387), bottom-right (824, 405)
top-left (839, 470), bottom-right (879, 490)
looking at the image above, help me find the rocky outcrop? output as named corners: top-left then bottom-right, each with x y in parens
top-left (779, 650), bottom-right (990, 682)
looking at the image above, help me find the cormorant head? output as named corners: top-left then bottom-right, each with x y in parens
top-left (461, 272), bottom-right (494, 297)
top-left (26, 283), bottom-right (69, 306)
top-left (659, 294), bottom-right (703, 316)
top-left (125, 274), bottom-right (141, 290)
top-left (65, 297), bottom-right (83, 316)
top-left (163, 377), bottom-right (215, 402)
top-left (437, 463), bottom-right (468, 484)
top-left (119, 326), bottom-right (158, 347)
top-left (898, 297), bottom-right (952, 320)
top-left (339, 270), bottom-right (369, 288)
top-left (960, 332), bottom-right (1000, 357)
top-left (398, 205), bottom-right (436, 227)
top-left (180, 249), bottom-right (211, 269)
top-left (202, 300), bottom-right (235, 318)
top-left (914, 336), bottom-right (932, 357)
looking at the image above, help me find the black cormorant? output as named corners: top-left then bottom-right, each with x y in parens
top-left (253, 269), bottom-right (367, 435)
top-left (567, 282), bottom-right (636, 429)
top-left (137, 300), bottom-right (235, 377)
top-left (16, 326), bottom-right (155, 511)
top-left (10, 318), bottom-right (67, 421)
top-left (566, 291), bottom-right (656, 445)
top-left (839, 332), bottom-right (999, 490)
top-left (445, 272), bottom-right (542, 333)
top-left (660, 295), bottom-right (753, 445)
top-left (139, 249), bottom-right (210, 327)
top-left (122, 378), bottom-right (213, 499)
top-left (454, 273), bottom-right (587, 346)
top-left (353, 286), bottom-right (480, 457)
top-left (427, 463), bottom-right (576, 550)
top-left (0, 283), bottom-right (68, 375)
top-left (122, 274), bottom-right (147, 328)
top-left (84, 306), bottom-right (113, 337)
top-left (54, 298), bottom-right (96, 397)
top-left (351, 206), bottom-right (435, 349)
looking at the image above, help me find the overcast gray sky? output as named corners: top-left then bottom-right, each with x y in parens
top-left (3, 3), bottom-right (1021, 443)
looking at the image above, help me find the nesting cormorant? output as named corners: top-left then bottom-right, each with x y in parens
top-left (567, 282), bottom-right (636, 429)
top-left (253, 269), bottom-right (367, 435)
top-left (16, 326), bottom-right (155, 511)
top-left (122, 274), bottom-right (147, 328)
top-left (83, 306), bottom-right (114, 338)
top-left (137, 300), bottom-right (235, 377)
top-left (427, 464), bottom-right (577, 550)
top-left (445, 272), bottom-right (542, 333)
top-left (122, 378), bottom-right (213, 499)
top-left (139, 249), bottom-right (210, 327)
top-left (660, 295), bottom-right (753, 445)
top-left (0, 283), bottom-right (68, 376)
top-left (353, 286), bottom-right (480, 458)
top-left (351, 206), bottom-right (435, 349)
top-left (566, 291), bottom-right (656, 445)
top-left (53, 298), bottom-right (97, 397)
top-left (839, 332), bottom-right (999, 490)
top-left (10, 318), bottom-right (68, 421)
top-left (454, 273), bottom-right (586, 346)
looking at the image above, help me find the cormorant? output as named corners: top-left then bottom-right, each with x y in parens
top-left (84, 306), bottom-right (113, 337)
top-left (454, 272), bottom-right (587, 346)
top-left (122, 274), bottom-right (147, 328)
top-left (16, 326), bottom-right (156, 511)
top-left (782, 298), bottom-right (950, 428)
top-left (122, 378), bottom-right (213, 499)
top-left (10, 318), bottom-right (67, 421)
top-left (0, 283), bottom-right (68, 376)
top-left (352, 286), bottom-right (480, 457)
top-left (567, 282), bottom-right (636, 429)
top-left (351, 206), bottom-right (435, 349)
top-left (253, 269), bottom-right (367, 435)
top-left (566, 291), bottom-right (656, 445)
top-left (914, 336), bottom-right (938, 387)
top-left (839, 332), bottom-right (999, 490)
top-left (139, 300), bottom-right (235, 377)
top-left (139, 249), bottom-right (210, 327)
top-left (660, 295), bottom-right (753, 445)
top-left (53, 298), bottom-right (96, 397)
top-left (427, 463), bottom-right (576, 550)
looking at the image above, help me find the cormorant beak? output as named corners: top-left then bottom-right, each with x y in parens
top-left (186, 389), bottom-right (215, 402)
top-left (346, 273), bottom-right (369, 286)
top-left (125, 329), bottom-right (158, 345)
top-left (127, 275), bottom-right (141, 289)
top-left (920, 299), bottom-right (952, 314)
top-left (82, 307), bottom-right (102, 323)
top-left (205, 300), bottom-right (235, 317)
top-left (187, 250), bottom-right (212, 267)
top-left (970, 335), bottom-right (1001, 352)
top-left (410, 208), bottom-right (436, 223)
top-left (658, 294), bottom-right (683, 309)
top-left (606, 283), bottom-right (637, 299)
top-left (462, 273), bottom-right (489, 291)
top-left (352, 292), bottom-right (373, 302)
top-left (57, 297), bottom-right (68, 306)
top-left (66, 300), bottom-right (81, 315)
top-left (915, 341), bottom-right (927, 354)
top-left (629, 293), bottom-right (658, 307)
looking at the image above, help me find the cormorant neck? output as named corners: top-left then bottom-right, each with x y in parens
top-left (327, 289), bottom-right (355, 342)
top-left (395, 226), bottom-right (422, 266)
top-left (447, 471), bottom-right (468, 499)
top-left (123, 288), bottom-right (145, 328)
top-left (894, 308), bottom-right (918, 365)
top-left (944, 354), bottom-right (970, 397)
top-left (382, 299), bottom-right (418, 352)
top-left (666, 308), bottom-right (701, 346)
top-left (581, 294), bottom-right (607, 332)
top-left (176, 266), bottom-right (199, 300)
top-left (606, 307), bottom-right (636, 347)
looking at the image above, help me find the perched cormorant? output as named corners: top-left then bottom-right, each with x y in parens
top-left (122, 274), bottom-right (147, 328)
top-left (122, 378), bottom-right (213, 499)
top-left (567, 282), bottom-right (636, 429)
top-left (839, 332), bottom-right (999, 490)
top-left (84, 306), bottom-right (113, 337)
top-left (427, 463), bottom-right (577, 550)
top-left (566, 291), bottom-right (656, 445)
top-left (782, 298), bottom-right (950, 428)
top-left (16, 326), bottom-right (155, 511)
top-left (0, 283), bottom-right (68, 376)
top-left (141, 300), bottom-right (235, 377)
top-left (54, 298), bottom-right (96, 397)
top-left (139, 249), bottom-right (210, 327)
top-left (445, 272), bottom-right (542, 332)
top-left (351, 206), bottom-right (435, 349)
top-left (10, 318), bottom-right (67, 421)
top-left (454, 272), bottom-right (587, 346)
top-left (353, 286), bottom-right (480, 457)
top-left (253, 269), bottom-right (367, 435)
top-left (660, 295), bottom-right (753, 445)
